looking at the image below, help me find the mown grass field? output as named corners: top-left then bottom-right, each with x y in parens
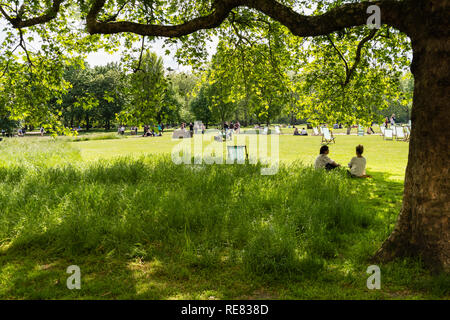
top-left (0, 133), bottom-right (448, 300)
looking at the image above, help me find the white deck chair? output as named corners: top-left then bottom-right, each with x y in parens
top-left (392, 126), bottom-right (397, 136)
top-left (313, 127), bottom-right (319, 136)
top-left (262, 127), bottom-right (268, 135)
top-left (357, 125), bottom-right (364, 136)
top-left (321, 127), bottom-right (335, 144)
top-left (405, 126), bottom-right (411, 141)
top-left (396, 126), bottom-right (406, 141)
top-left (274, 126), bottom-right (280, 134)
top-left (380, 126), bottom-right (386, 136)
top-left (227, 145), bottom-right (247, 163)
top-left (226, 128), bottom-right (233, 140)
top-left (384, 128), bottom-right (393, 140)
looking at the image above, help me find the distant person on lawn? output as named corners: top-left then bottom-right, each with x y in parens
top-left (390, 113), bottom-right (396, 126)
top-left (348, 145), bottom-right (372, 178)
top-left (315, 145), bottom-right (340, 170)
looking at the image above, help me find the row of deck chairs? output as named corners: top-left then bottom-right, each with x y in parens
top-left (312, 127), bottom-right (335, 144)
top-left (259, 126), bottom-right (281, 135)
top-left (381, 125), bottom-right (410, 142)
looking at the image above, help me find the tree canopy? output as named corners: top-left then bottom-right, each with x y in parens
top-left (1, 0), bottom-right (449, 271)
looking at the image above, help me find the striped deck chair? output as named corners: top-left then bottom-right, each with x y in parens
top-left (227, 145), bottom-right (248, 164)
top-left (357, 125), bottom-right (365, 136)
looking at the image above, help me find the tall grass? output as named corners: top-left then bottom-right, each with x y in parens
top-left (58, 132), bottom-right (125, 142)
top-left (0, 139), bottom-right (374, 279)
top-left (0, 138), bottom-right (81, 169)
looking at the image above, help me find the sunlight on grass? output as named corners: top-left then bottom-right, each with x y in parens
top-left (0, 136), bottom-right (447, 300)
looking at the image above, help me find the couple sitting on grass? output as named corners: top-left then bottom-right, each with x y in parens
top-left (314, 144), bottom-right (372, 178)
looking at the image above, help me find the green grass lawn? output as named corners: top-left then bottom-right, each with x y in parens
top-left (0, 134), bottom-right (448, 300)
top-left (76, 133), bottom-right (408, 180)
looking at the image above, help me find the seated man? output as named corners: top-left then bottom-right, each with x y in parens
top-left (348, 144), bottom-right (371, 178)
top-left (300, 128), bottom-right (308, 136)
top-left (315, 145), bottom-right (340, 170)
top-left (293, 128), bottom-right (301, 135)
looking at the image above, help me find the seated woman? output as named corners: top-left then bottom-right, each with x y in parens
top-left (293, 128), bottom-right (301, 135)
top-left (348, 145), bottom-right (372, 178)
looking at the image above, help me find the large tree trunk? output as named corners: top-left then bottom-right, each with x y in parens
top-left (374, 4), bottom-right (450, 272)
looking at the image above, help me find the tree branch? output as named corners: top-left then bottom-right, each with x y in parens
top-left (18, 28), bottom-right (34, 75)
top-left (2, 0), bottom-right (407, 39)
top-left (345, 29), bottom-right (378, 85)
top-left (326, 34), bottom-right (349, 87)
top-left (100, 1), bottom-right (129, 23)
top-left (86, 0), bottom-right (406, 37)
top-left (1, 0), bottom-right (65, 28)
top-left (326, 28), bottom-right (377, 86)
top-left (133, 36), bottom-right (146, 73)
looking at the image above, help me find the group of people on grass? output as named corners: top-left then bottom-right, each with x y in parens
top-left (384, 114), bottom-right (396, 127)
top-left (179, 122), bottom-right (206, 137)
top-left (224, 121), bottom-right (241, 134)
top-left (115, 124), bottom-right (165, 137)
top-left (315, 144), bottom-right (372, 178)
top-left (142, 124), bottom-right (164, 137)
top-left (293, 127), bottom-right (308, 136)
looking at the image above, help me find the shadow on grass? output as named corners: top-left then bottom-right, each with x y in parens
top-left (0, 159), bottom-right (448, 300)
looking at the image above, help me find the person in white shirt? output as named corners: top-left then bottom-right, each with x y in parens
top-left (315, 145), bottom-right (340, 170)
top-left (348, 145), bottom-right (371, 178)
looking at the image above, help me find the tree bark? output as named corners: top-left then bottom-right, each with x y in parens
top-left (374, 1), bottom-right (450, 272)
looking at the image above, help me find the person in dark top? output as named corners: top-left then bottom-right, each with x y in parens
top-left (189, 122), bottom-right (194, 137)
top-left (143, 125), bottom-right (148, 137)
